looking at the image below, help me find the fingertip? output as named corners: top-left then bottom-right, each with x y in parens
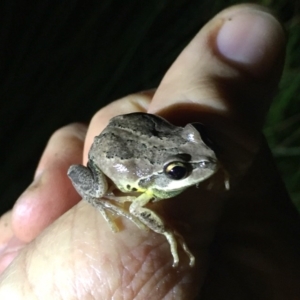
top-left (35, 123), bottom-right (87, 178)
top-left (12, 168), bottom-right (81, 242)
top-left (12, 124), bottom-right (86, 242)
top-left (215, 5), bottom-right (285, 77)
top-left (150, 4), bottom-right (286, 132)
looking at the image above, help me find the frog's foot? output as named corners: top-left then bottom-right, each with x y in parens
top-left (173, 230), bottom-right (195, 267)
top-left (129, 195), bottom-right (195, 267)
top-left (104, 194), bottom-right (136, 204)
top-left (89, 198), bottom-right (147, 231)
top-left (104, 186), bottom-right (137, 204)
top-left (96, 202), bottom-right (120, 233)
top-left (223, 168), bottom-right (230, 190)
top-left (133, 207), bottom-right (195, 267)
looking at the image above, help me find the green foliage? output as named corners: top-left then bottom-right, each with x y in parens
top-left (262, 1), bottom-right (300, 208)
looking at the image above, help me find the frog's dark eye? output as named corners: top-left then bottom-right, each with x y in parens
top-left (164, 162), bottom-right (190, 180)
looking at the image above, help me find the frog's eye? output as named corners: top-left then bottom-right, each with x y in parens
top-left (164, 162), bottom-right (190, 180)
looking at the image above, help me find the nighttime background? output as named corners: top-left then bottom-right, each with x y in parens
top-left (0, 0), bottom-right (299, 215)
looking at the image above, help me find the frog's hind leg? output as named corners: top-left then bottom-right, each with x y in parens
top-left (173, 230), bottom-right (195, 267)
top-left (89, 197), bottom-right (146, 231)
top-left (129, 194), bottom-right (194, 267)
top-left (85, 197), bottom-right (119, 232)
top-left (96, 202), bottom-right (119, 233)
top-left (131, 203), bottom-right (180, 267)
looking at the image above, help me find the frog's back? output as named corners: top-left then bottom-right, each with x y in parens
top-left (88, 112), bottom-right (217, 191)
top-left (108, 113), bottom-right (177, 138)
top-left (89, 113), bottom-right (188, 177)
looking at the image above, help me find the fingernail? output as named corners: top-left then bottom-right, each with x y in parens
top-left (216, 9), bottom-right (285, 74)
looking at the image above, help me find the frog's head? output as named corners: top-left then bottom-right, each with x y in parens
top-left (138, 123), bottom-right (219, 199)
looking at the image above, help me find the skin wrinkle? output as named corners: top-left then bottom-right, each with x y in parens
top-left (120, 94), bottom-right (151, 114)
top-left (44, 210), bottom-right (75, 299)
top-left (106, 255), bottom-right (117, 299)
top-left (133, 245), bottom-right (161, 295)
top-left (163, 287), bottom-right (179, 300)
top-left (160, 264), bottom-right (191, 300)
top-left (94, 211), bottom-right (119, 299)
top-left (142, 251), bottom-right (169, 294)
top-left (88, 268), bottom-right (102, 300)
top-left (121, 241), bottom-right (161, 299)
top-left (71, 206), bottom-right (83, 300)
top-left (153, 270), bottom-right (175, 300)
top-left (74, 206), bottom-right (109, 299)
top-left (52, 251), bottom-right (65, 300)
top-left (24, 240), bottom-right (39, 300)
top-left (138, 257), bottom-right (178, 299)
top-left (119, 243), bottom-right (152, 299)
top-left (180, 82), bottom-right (228, 112)
top-left (194, 78), bottom-right (229, 101)
top-left (79, 264), bottom-right (99, 298)
top-left (75, 211), bottom-right (104, 299)
top-left (79, 276), bottom-right (96, 300)
top-left (120, 259), bottom-right (138, 299)
top-left (54, 276), bottom-right (66, 300)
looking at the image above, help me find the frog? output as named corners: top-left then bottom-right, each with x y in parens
top-left (67, 112), bottom-right (219, 267)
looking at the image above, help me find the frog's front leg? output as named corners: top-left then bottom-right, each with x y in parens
top-left (68, 161), bottom-right (108, 198)
top-left (68, 161), bottom-right (117, 229)
top-left (129, 193), bottom-right (195, 267)
top-left (67, 162), bottom-right (145, 232)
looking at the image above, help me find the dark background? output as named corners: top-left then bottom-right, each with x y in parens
top-left (0, 0), bottom-right (299, 215)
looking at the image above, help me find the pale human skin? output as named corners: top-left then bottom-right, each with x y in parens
top-left (1, 4), bottom-right (300, 299)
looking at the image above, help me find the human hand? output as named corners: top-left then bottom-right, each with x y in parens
top-left (1, 4), bottom-right (300, 299)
